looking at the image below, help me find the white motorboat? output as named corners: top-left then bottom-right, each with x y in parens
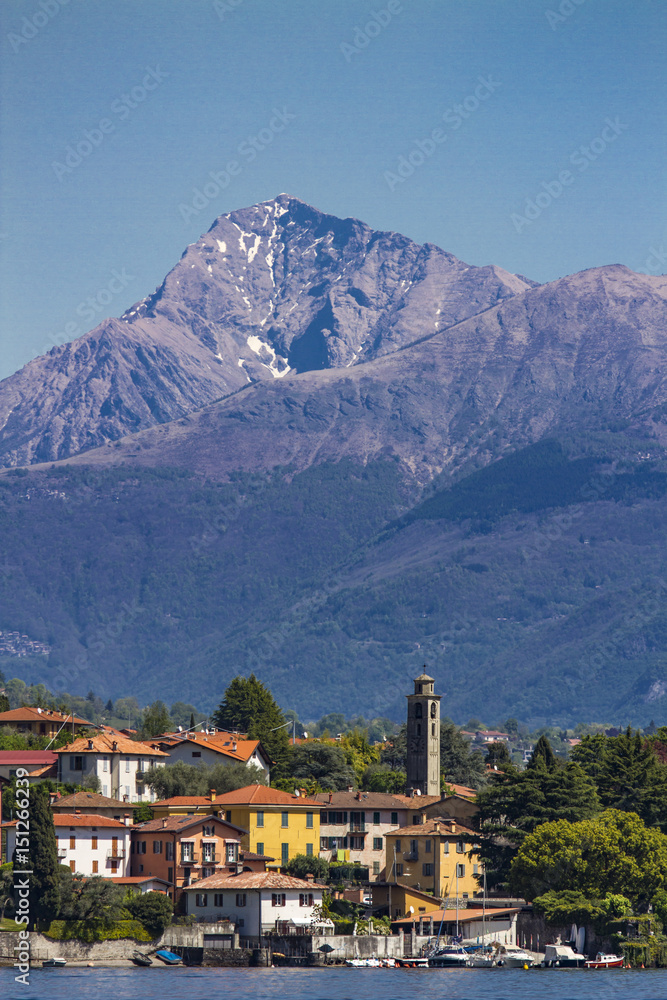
top-left (496, 945), bottom-right (534, 968)
top-left (541, 943), bottom-right (586, 968)
top-left (468, 950), bottom-right (495, 967)
top-left (428, 945), bottom-right (468, 967)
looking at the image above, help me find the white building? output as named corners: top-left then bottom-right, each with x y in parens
top-left (3, 813), bottom-right (132, 877)
top-left (56, 734), bottom-right (168, 802)
top-left (182, 871), bottom-right (330, 937)
top-left (153, 731), bottom-right (271, 781)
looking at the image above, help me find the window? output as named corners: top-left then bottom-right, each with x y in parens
top-left (416, 723), bottom-right (421, 736)
top-left (412, 815), bottom-right (419, 825)
top-left (91, 836), bottom-right (98, 850)
top-left (456, 840), bottom-right (464, 854)
top-left (92, 860), bottom-right (98, 873)
top-left (350, 836), bottom-right (364, 850)
top-left (125, 758), bottom-right (130, 773)
top-left (272, 893), bottom-right (286, 907)
top-left (373, 812), bottom-right (380, 825)
top-left (328, 811), bottom-right (347, 824)
top-left (256, 810), bottom-right (264, 828)
top-left (395, 839), bottom-right (401, 851)
top-left (167, 867), bottom-right (173, 882)
top-left (410, 839), bottom-right (418, 857)
top-left (391, 812), bottom-right (398, 826)
top-left (373, 861), bottom-right (380, 875)
top-left (165, 842), bottom-right (174, 861)
top-left (395, 863), bottom-right (403, 877)
top-left (373, 837), bottom-right (383, 850)
top-left (214, 893), bottom-right (224, 907)
top-left (256, 843), bottom-right (264, 855)
top-left (473, 864), bottom-right (479, 875)
top-left (102, 785), bottom-right (108, 796)
top-left (195, 893), bottom-right (208, 907)
top-left (136, 841), bottom-right (147, 855)
top-left (124, 786), bottom-right (130, 797)
top-left (202, 844), bottom-right (215, 862)
top-left (202, 867), bottom-right (213, 878)
top-left (425, 839), bottom-right (431, 853)
top-left (153, 840), bottom-right (162, 854)
top-left (226, 810), bottom-right (232, 822)
top-left (430, 703), bottom-right (436, 718)
top-left (415, 703), bottom-right (422, 718)
top-left (226, 843), bottom-right (238, 863)
top-left (192, 751), bottom-right (201, 758)
top-left (281, 843), bottom-right (289, 865)
top-left (432, 724), bottom-right (436, 736)
top-left (306, 812), bottom-right (313, 829)
top-left (102, 757), bottom-right (108, 772)
top-left (70, 755), bottom-right (83, 771)
top-left (457, 863), bottom-right (466, 877)
top-left (69, 861), bottom-right (75, 872)
top-left (299, 893), bottom-right (314, 907)
top-left (320, 837), bottom-right (328, 850)
top-left (138, 864), bottom-right (144, 873)
top-left (203, 825), bottom-right (214, 836)
top-left (235, 893), bottom-right (246, 907)
top-left (443, 841), bottom-right (449, 854)
top-left (181, 843), bottom-right (195, 863)
top-left (306, 843), bottom-right (313, 856)
top-left (281, 811), bottom-right (289, 827)
top-left (69, 835), bottom-right (76, 849)
top-left (422, 863), bottom-right (433, 876)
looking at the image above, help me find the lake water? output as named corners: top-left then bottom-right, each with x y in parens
top-left (3, 965), bottom-right (667, 1000)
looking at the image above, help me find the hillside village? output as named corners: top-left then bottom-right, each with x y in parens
top-left (1, 671), bottom-right (667, 966)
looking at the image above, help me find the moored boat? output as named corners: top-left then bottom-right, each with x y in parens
top-left (396, 955), bottom-right (430, 968)
top-left (541, 943), bottom-right (586, 968)
top-left (468, 949), bottom-right (495, 968)
top-left (496, 945), bottom-right (534, 968)
top-left (155, 948), bottom-right (183, 965)
top-left (584, 952), bottom-right (624, 969)
top-left (428, 945), bottom-right (468, 967)
top-left (42, 957), bottom-right (67, 967)
top-left (131, 950), bottom-right (153, 966)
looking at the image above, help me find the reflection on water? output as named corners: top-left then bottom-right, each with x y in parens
top-left (3, 965), bottom-right (667, 1000)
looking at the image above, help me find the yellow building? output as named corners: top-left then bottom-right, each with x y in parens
top-left (385, 817), bottom-right (481, 900)
top-left (370, 881), bottom-right (443, 921)
top-left (212, 785), bottom-right (323, 868)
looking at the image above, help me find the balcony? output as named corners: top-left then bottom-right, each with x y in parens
top-left (180, 852), bottom-right (199, 865)
top-left (57, 848), bottom-right (67, 860)
top-left (107, 848), bottom-right (126, 859)
top-left (349, 823), bottom-right (366, 833)
top-left (201, 852), bottom-right (220, 865)
top-left (135, 771), bottom-right (146, 781)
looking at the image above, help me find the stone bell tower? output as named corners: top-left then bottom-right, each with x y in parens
top-left (406, 669), bottom-right (441, 796)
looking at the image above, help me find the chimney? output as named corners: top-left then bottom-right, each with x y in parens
top-left (232, 742), bottom-right (237, 752)
top-left (306, 873), bottom-right (314, 882)
top-left (347, 786), bottom-right (354, 793)
top-left (87, 739), bottom-right (94, 750)
top-left (124, 814), bottom-right (131, 826)
top-left (112, 740), bottom-right (118, 752)
top-left (356, 791), bottom-right (361, 801)
top-left (434, 821), bottom-right (440, 833)
top-left (162, 818), bottom-right (167, 828)
top-left (210, 789), bottom-right (216, 802)
top-left (451, 822), bottom-right (456, 834)
top-left (328, 792), bottom-right (333, 804)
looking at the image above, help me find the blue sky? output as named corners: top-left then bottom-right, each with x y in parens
top-left (1, 0), bottom-right (665, 380)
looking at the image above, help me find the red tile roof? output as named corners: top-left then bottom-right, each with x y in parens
top-left (212, 784), bottom-right (323, 807)
top-left (153, 795), bottom-right (219, 806)
top-left (0, 751), bottom-right (58, 765)
top-left (53, 814), bottom-right (131, 828)
top-left (56, 733), bottom-right (168, 755)
top-left (186, 871), bottom-right (321, 890)
top-left (391, 817), bottom-right (477, 837)
top-left (51, 791), bottom-right (132, 810)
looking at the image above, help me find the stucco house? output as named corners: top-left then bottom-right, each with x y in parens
top-left (151, 730), bottom-right (271, 780)
top-left (3, 813), bottom-right (132, 877)
top-left (182, 870), bottom-right (331, 937)
top-left (56, 733), bottom-right (168, 802)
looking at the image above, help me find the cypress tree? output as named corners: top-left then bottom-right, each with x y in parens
top-left (14, 787), bottom-right (61, 929)
top-left (213, 674), bottom-right (291, 779)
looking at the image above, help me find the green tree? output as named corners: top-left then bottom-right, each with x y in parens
top-left (0, 694), bottom-right (10, 713)
top-left (58, 875), bottom-right (127, 921)
top-left (138, 700), bottom-right (172, 739)
top-left (170, 701), bottom-right (205, 730)
top-left (440, 721), bottom-right (486, 789)
top-left (213, 674), bottom-right (291, 778)
top-left (286, 854), bottom-right (329, 879)
top-left (143, 760), bottom-right (266, 799)
top-left (476, 737), bottom-right (600, 891)
top-left (361, 765), bottom-right (406, 793)
top-left (125, 890), bottom-right (173, 936)
top-left (510, 809), bottom-right (667, 907)
top-left (0, 863), bottom-right (14, 920)
top-left (287, 743), bottom-right (356, 791)
top-left (485, 742), bottom-right (513, 769)
top-left (14, 787), bottom-right (60, 928)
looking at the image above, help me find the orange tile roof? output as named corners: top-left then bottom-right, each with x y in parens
top-left (391, 817), bottom-right (477, 838)
top-left (212, 784), bottom-right (323, 808)
top-left (186, 871), bottom-right (321, 890)
top-left (52, 814), bottom-right (130, 828)
top-left (153, 732), bottom-right (264, 764)
top-left (153, 795), bottom-right (219, 806)
top-left (0, 707), bottom-right (89, 726)
top-left (55, 733), bottom-right (168, 756)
